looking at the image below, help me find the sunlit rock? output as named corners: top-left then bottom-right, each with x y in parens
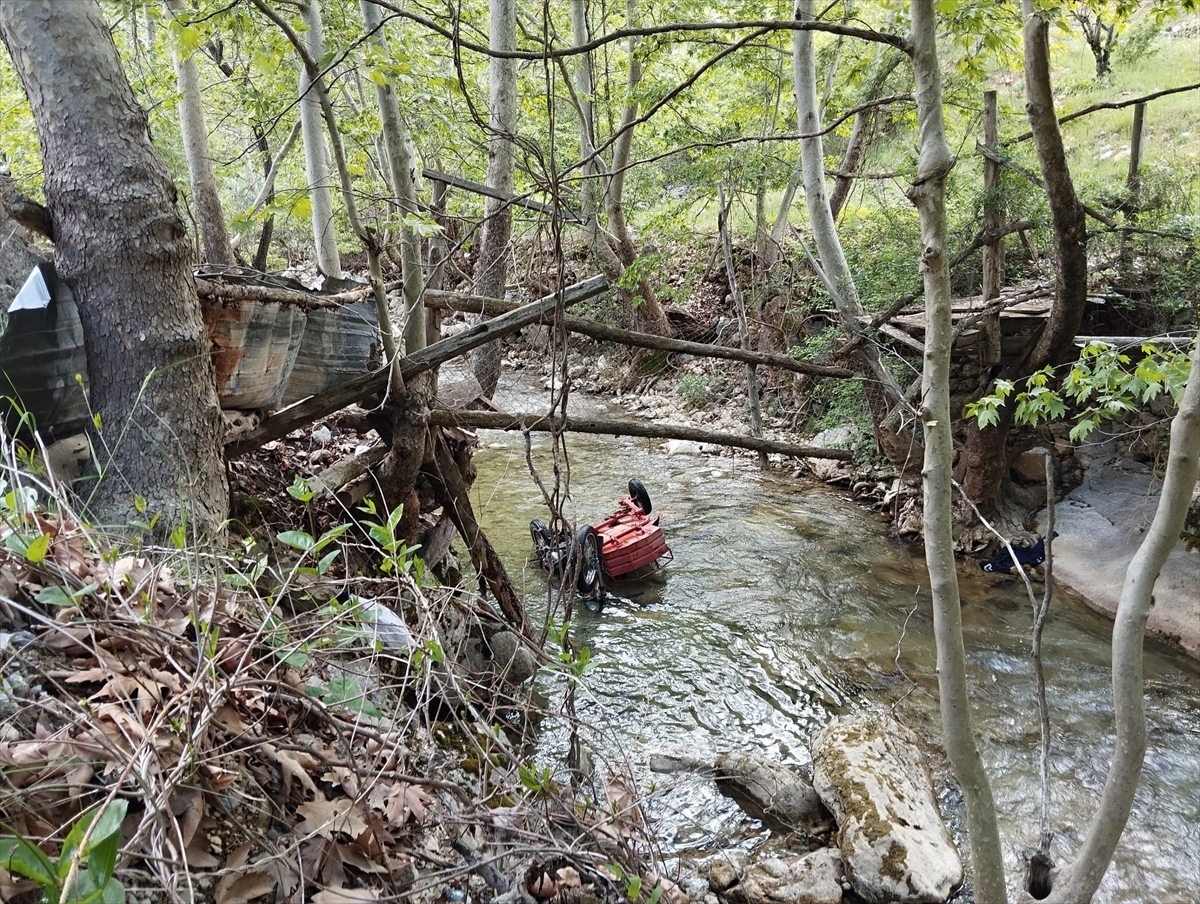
top-left (812, 714), bottom-right (962, 904)
top-left (714, 849), bottom-right (844, 904)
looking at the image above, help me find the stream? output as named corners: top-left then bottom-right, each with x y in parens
top-left (468, 372), bottom-right (1200, 903)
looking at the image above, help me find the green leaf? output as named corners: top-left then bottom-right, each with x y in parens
top-left (89, 834), bottom-right (121, 888)
top-left (37, 585), bottom-right (77, 607)
top-left (0, 835), bottom-right (56, 885)
top-left (24, 532), bottom-right (50, 564)
top-left (317, 548), bottom-right (341, 576)
top-left (290, 196), bottom-right (312, 219)
top-left (277, 530), bottom-right (315, 552)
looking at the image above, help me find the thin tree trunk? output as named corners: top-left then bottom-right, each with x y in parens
top-left (828, 48), bottom-right (902, 221)
top-left (471, 0), bottom-right (517, 399)
top-left (1046, 335), bottom-right (1200, 896)
top-left (168, 0), bottom-right (235, 266)
top-left (0, 0), bottom-right (228, 537)
top-left (571, 0), bottom-right (600, 233)
top-left (603, 0), bottom-right (671, 338)
top-left (359, 0), bottom-right (424, 357)
top-left (298, 0), bottom-right (341, 278)
top-left (719, 188), bottom-right (766, 468)
top-left (906, 4), bottom-right (1007, 902)
top-left (793, 0), bottom-right (905, 463)
top-left (980, 89), bottom-right (1004, 366)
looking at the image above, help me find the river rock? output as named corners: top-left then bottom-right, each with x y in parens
top-left (713, 850), bottom-right (843, 904)
top-left (1012, 446), bottom-right (1051, 483)
top-left (667, 439), bottom-right (703, 456)
top-left (805, 427), bottom-right (857, 484)
top-left (812, 714), bottom-right (962, 904)
top-left (714, 753), bottom-right (832, 834)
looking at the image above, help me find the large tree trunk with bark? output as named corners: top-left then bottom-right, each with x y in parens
top-left (963, 3), bottom-right (1090, 511)
top-left (168, 0), bottom-right (235, 267)
top-left (0, 0), bottom-right (228, 537)
top-left (906, 6), bottom-right (1007, 902)
top-left (471, 0), bottom-right (517, 399)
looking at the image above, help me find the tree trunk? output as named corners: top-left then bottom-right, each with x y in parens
top-left (793, 0), bottom-right (906, 462)
top-left (0, 0), bottom-right (228, 537)
top-left (471, 0), bottom-right (517, 399)
top-left (603, 0), bottom-right (671, 338)
top-left (1046, 332), bottom-right (1200, 902)
top-left (963, 4), bottom-right (1090, 508)
top-left (359, 0), bottom-right (425, 357)
top-left (828, 46), bottom-right (902, 221)
top-left (298, 0), bottom-right (341, 279)
top-left (905, 5), bottom-right (1007, 902)
top-left (168, 0), bottom-right (235, 267)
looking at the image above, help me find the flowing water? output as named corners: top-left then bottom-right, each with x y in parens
top-left (468, 372), bottom-right (1200, 903)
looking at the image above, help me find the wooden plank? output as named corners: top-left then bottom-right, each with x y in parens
top-left (226, 275), bottom-right (609, 457)
top-left (427, 408), bottom-right (856, 461)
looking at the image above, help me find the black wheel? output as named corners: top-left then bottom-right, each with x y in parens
top-left (628, 478), bottom-right (652, 514)
top-left (576, 526), bottom-right (602, 595)
top-left (530, 520), bottom-right (553, 567)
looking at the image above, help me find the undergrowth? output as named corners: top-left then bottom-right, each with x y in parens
top-left (0, 426), bottom-right (680, 904)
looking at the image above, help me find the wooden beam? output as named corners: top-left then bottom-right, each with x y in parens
top-left (424, 294), bottom-right (855, 379)
top-left (226, 275), bottom-right (609, 457)
top-left (427, 408), bottom-right (856, 461)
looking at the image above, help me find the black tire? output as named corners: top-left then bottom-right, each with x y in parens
top-left (628, 478), bottom-right (652, 515)
top-left (576, 526), bottom-right (602, 595)
top-left (530, 520), bottom-right (553, 566)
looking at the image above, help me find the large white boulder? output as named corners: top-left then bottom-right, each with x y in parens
top-left (812, 714), bottom-right (962, 904)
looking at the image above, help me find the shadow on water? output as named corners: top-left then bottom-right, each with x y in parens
top-left (469, 371), bottom-right (1200, 902)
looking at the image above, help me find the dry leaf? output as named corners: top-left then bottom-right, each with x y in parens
top-left (296, 796), bottom-right (369, 840)
top-left (214, 866), bottom-right (278, 904)
top-left (263, 743), bottom-right (319, 797)
top-left (183, 833), bottom-right (221, 870)
top-left (312, 889), bottom-right (380, 903)
top-left (171, 789), bottom-right (204, 848)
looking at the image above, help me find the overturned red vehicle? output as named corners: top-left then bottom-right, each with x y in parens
top-left (530, 479), bottom-right (672, 597)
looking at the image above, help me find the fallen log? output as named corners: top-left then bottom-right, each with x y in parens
top-left (226, 275), bottom-right (609, 457)
top-left (308, 443), bottom-right (389, 498)
top-left (427, 408), bottom-right (855, 461)
top-left (423, 293), bottom-right (854, 380)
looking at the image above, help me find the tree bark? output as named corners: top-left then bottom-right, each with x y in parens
top-left (428, 408), bottom-right (854, 461)
top-left (0, 0), bottom-right (228, 537)
top-left (298, 0), bottom-right (341, 279)
top-left (963, 4), bottom-right (1090, 508)
top-left (359, 0), bottom-right (425, 357)
top-left (906, 4), bottom-right (1007, 902)
top-left (168, 0), bottom-right (235, 267)
top-left (828, 46), bottom-right (903, 221)
top-left (1047, 332), bottom-right (1200, 900)
top-left (793, 0), bottom-right (906, 464)
top-left (471, 0), bottom-right (517, 399)
top-left (604, 0), bottom-right (671, 338)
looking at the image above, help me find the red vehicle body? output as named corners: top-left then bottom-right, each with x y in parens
top-left (590, 497), bottom-right (669, 578)
top-left (530, 479), bottom-right (672, 597)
